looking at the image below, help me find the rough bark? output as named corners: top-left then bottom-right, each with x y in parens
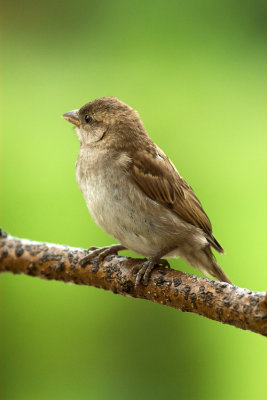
top-left (0, 230), bottom-right (267, 336)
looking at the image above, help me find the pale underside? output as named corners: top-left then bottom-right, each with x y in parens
top-left (76, 146), bottom-right (211, 273)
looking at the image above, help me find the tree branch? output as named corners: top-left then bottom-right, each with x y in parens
top-left (0, 230), bottom-right (266, 336)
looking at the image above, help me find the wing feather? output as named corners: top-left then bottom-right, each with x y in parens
top-left (130, 150), bottom-right (223, 253)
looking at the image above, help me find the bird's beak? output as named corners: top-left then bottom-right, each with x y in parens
top-left (62, 109), bottom-right (81, 127)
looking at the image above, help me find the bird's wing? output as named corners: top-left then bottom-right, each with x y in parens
top-left (130, 149), bottom-right (223, 253)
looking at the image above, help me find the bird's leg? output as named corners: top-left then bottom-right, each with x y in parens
top-left (134, 258), bottom-right (170, 287)
top-left (80, 244), bottom-right (126, 267)
top-left (133, 247), bottom-right (176, 288)
top-left (142, 258), bottom-right (170, 284)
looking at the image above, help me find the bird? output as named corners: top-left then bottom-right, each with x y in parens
top-left (62, 97), bottom-right (231, 286)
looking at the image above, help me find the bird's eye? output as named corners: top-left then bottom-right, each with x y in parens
top-left (85, 114), bottom-right (93, 123)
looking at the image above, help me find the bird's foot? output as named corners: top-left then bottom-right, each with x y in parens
top-left (80, 244), bottom-right (126, 267)
top-left (133, 258), bottom-right (170, 288)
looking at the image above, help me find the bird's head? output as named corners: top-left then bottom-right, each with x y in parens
top-left (62, 97), bottom-right (145, 146)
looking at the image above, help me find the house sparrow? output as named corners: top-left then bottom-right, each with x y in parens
top-left (63, 97), bottom-right (231, 286)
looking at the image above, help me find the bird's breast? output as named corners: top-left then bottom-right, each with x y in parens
top-left (76, 148), bottom-right (137, 238)
top-left (75, 147), bottom-right (166, 254)
top-left (75, 147), bottom-right (207, 257)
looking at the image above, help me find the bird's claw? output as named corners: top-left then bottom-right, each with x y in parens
top-left (80, 244), bottom-right (125, 266)
top-left (133, 258), bottom-right (170, 288)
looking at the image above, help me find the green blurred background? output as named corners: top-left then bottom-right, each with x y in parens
top-left (1, 0), bottom-right (267, 399)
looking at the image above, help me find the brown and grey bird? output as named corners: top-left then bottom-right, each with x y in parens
top-left (62, 97), bottom-right (231, 286)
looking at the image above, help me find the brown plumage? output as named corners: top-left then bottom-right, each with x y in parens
top-left (63, 97), bottom-right (231, 286)
top-left (130, 149), bottom-right (224, 253)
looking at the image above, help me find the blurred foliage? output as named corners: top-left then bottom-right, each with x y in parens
top-left (1, 0), bottom-right (267, 399)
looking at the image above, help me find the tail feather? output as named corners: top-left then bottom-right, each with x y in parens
top-left (202, 246), bottom-right (232, 284)
top-left (182, 245), bottom-right (232, 284)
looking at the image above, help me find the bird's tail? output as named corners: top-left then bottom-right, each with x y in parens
top-left (183, 246), bottom-right (232, 284)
